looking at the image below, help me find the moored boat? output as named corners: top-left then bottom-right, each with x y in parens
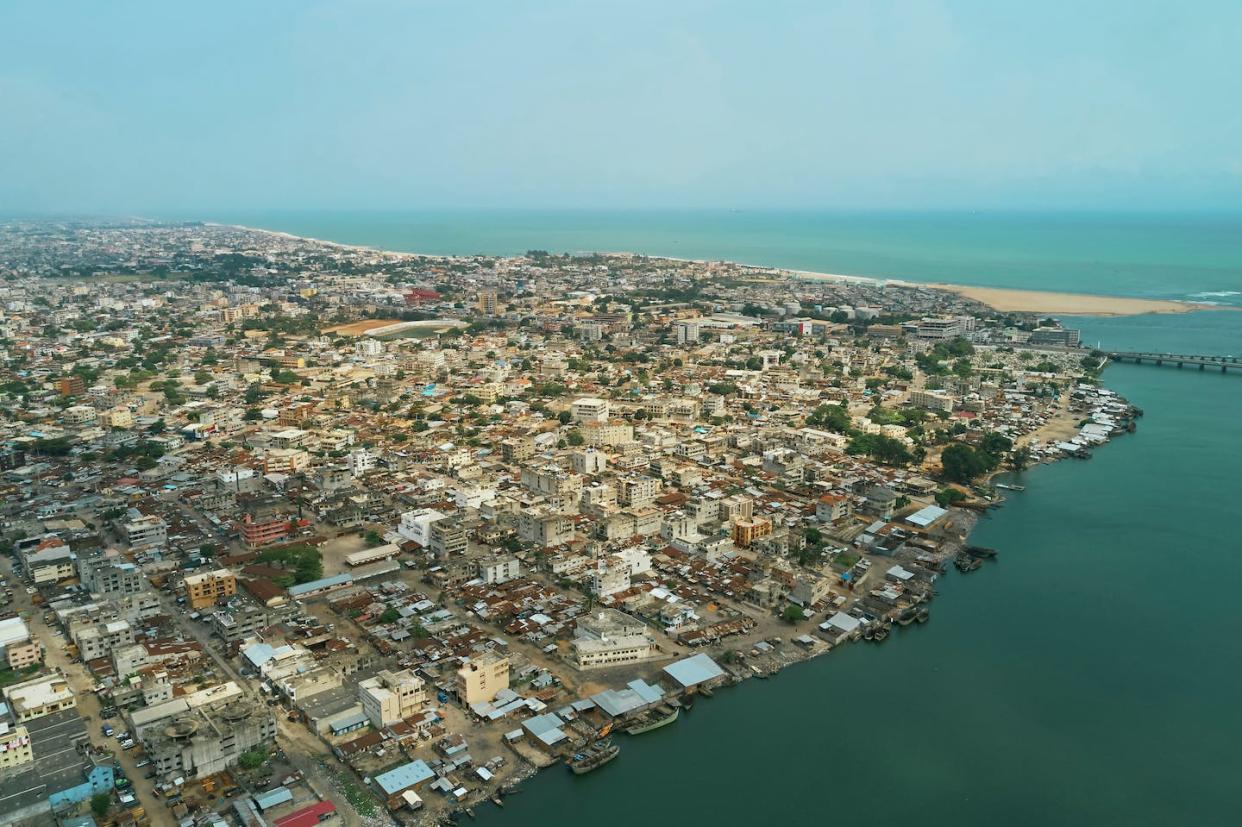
top-left (625, 704), bottom-right (680, 736)
top-left (567, 739), bottom-right (620, 775)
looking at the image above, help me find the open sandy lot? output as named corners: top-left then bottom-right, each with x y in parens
top-left (324, 318), bottom-right (403, 336)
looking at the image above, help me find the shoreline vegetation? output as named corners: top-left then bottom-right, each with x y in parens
top-left (217, 223), bottom-right (1222, 318)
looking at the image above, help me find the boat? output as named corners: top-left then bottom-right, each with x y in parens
top-left (698, 685), bottom-right (714, 698)
top-left (625, 704), bottom-right (680, 736)
top-left (954, 554), bottom-right (983, 573)
top-left (491, 796), bottom-right (504, 808)
top-left (567, 739), bottom-right (620, 775)
top-left (995, 483), bottom-right (1025, 491)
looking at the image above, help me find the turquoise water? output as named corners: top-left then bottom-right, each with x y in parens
top-left (211, 210), bottom-right (1242, 306)
top-left (203, 211), bottom-right (1242, 823)
top-left (473, 313), bottom-right (1239, 827)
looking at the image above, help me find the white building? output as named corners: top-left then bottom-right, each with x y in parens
top-left (398, 509), bottom-right (447, 548)
top-left (571, 397), bottom-right (610, 424)
top-left (570, 609), bottom-right (657, 671)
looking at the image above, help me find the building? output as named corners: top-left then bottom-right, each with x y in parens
top-left (71, 619), bottom-right (134, 662)
top-left (16, 537), bottom-right (75, 584)
top-left (476, 290), bottom-right (498, 315)
top-left (77, 554), bottom-right (144, 597)
top-left (3, 675), bottom-right (76, 722)
top-left (0, 723), bottom-right (33, 770)
top-left (456, 652), bottom-right (510, 705)
top-left (517, 509), bottom-right (573, 547)
top-left (358, 669), bottom-right (428, 728)
top-left (0, 618), bottom-right (41, 670)
top-left (1030, 326), bottom-right (1081, 347)
top-left (570, 609), bottom-right (658, 670)
top-left (570, 397), bottom-right (610, 423)
top-left (347, 447), bottom-right (377, 476)
top-left (908, 389), bottom-right (956, 413)
top-left (429, 519), bottom-right (468, 558)
top-left (185, 569), bottom-right (238, 610)
top-left (57, 375), bottom-right (86, 397)
top-left (344, 544), bottom-right (401, 567)
top-left (477, 555), bottom-right (520, 584)
top-left (732, 515), bottom-right (773, 547)
top-left (864, 485), bottom-right (897, 520)
top-left (121, 512), bottom-right (168, 549)
top-left (815, 494), bottom-right (853, 524)
top-left (916, 317), bottom-right (968, 340)
top-left (133, 685), bottom-right (276, 781)
top-left (240, 513), bottom-right (294, 548)
top-left (675, 320), bottom-right (700, 345)
top-left (398, 508), bottom-right (447, 547)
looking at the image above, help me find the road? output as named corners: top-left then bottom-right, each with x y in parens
top-left (0, 557), bottom-right (174, 827)
top-left (149, 586), bottom-right (382, 827)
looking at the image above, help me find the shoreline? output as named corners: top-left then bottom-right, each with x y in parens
top-left (218, 221), bottom-right (1225, 319)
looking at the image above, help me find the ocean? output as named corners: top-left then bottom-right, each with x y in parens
top-left (205, 210), bottom-right (1240, 824)
top-left (212, 209), bottom-right (1242, 307)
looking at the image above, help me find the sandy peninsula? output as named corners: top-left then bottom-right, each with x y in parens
top-left (930, 284), bottom-right (1206, 316)
top-left (788, 267), bottom-right (1208, 316)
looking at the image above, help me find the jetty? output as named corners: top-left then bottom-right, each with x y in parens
top-left (1107, 351), bottom-right (1239, 373)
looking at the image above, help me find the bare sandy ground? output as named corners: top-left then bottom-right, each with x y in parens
top-left (324, 318), bottom-right (402, 335)
top-left (930, 284), bottom-right (1208, 316)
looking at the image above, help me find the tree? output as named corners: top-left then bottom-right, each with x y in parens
top-left (782, 604), bottom-right (805, 624)
top-left (91, 793), bottom-right (112, 818)
top-left (935, 487), bottom-right (967, 507)
top-left (379, 607), bottom-right (402, 624)
top-left (566, 429), bottom-right (584, 446)
top-left (364, 530), bottom-right (384, 547)
top-left (940, 444), bottom-right (989, 483)
top-left (804, 527), bottom-right (823, 546)
top-left (238, 748), bottom-right (267, 770)
top-left (1009, 444), bottom-right (1032, 472)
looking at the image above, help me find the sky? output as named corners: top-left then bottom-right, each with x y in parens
top-left (2, 0), bottom-right (1241, 214)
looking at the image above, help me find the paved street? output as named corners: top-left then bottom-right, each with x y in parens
top-left (1, 556), bottom-right (173, 827)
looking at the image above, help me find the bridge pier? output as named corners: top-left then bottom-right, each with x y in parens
top-left (1200, 363), bottom-right (1205, 371)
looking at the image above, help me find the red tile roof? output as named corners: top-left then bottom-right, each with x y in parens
top-left (273, 800), bottom-right (336, 827)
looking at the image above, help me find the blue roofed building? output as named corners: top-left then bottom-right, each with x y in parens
top-left (374, 759), bottom-right (436, 797)
top-left (288, 572), bottom-right (353, 599)
top-left (253, 786), bottom-right (295, 811)
top-left (663, 653), bottom-right (726, 689)
top-left (590, 679), bottom-right (665, 718)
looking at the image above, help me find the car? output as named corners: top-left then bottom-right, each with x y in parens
top-left (119, 791), bottom-right (136, 805)
top-left (24, 587), bottom-right (35, 595)
top-left (134, 757), bottom-right (151, 768)
top-left (102, 725), bottom-right (114, 737)
top-left (121, 740), bottom-right (135, 750)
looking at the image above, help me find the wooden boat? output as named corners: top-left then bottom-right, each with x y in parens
top-left (567, 739), bottom-right (619, 775)
top-left (625, 704), bottom-right (680, 736)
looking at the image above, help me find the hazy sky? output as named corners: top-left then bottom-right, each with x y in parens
top-left (2, 0), bottom-right (1240, 213)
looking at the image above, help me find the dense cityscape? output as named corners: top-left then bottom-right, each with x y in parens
top-left (0, 220), bottom-right (1135, 827)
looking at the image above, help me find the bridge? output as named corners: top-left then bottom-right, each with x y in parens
top-left (1107, 351), bottom-right (1240, 373)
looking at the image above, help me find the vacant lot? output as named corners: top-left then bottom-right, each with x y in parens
top-left (324, 318), bottom-right (401, 336)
